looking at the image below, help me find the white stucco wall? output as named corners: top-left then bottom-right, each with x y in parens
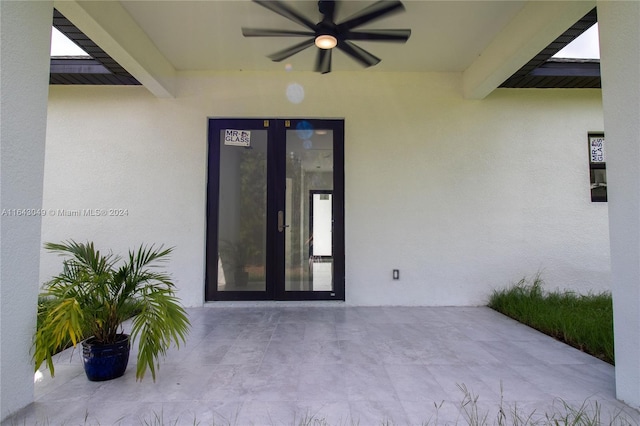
top-left (598, 0), bottom-right (640, 408)
top-left (1, 0), bottom-right (51, 420)
top-left (42, 72), bottom-right (607, 306)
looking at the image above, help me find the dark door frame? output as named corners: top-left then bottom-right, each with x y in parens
top-left (205, 118), bottom-right (345, 301)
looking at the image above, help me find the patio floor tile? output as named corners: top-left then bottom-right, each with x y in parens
top-left (3, 306), bottom-right (639, 425)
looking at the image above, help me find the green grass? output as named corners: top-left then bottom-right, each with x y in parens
top-left (488, 275), bottom-right (614, 364)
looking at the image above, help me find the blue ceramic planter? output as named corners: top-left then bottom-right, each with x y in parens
top-left (82, 334), bottom-right (130, 381)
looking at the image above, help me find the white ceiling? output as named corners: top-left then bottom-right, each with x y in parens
top-left (55, 0), bottom-right (596, 98)
top-left (118, 1), bottom-right (525, 73)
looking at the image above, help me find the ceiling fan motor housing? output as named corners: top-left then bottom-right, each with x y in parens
top-left (318, 0), bottom-right (336, 19)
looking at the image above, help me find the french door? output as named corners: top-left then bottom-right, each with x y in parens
top-left (206, 118), bottom-right (345, 301)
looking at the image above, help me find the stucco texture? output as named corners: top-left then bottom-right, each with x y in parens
top-left (43, 72), bottom-right (607, 307)
top-left (1, 0), bottom-right (52, 420)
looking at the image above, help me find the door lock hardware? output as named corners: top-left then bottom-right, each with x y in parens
top-left (277, 211), bottom-right (289, 232)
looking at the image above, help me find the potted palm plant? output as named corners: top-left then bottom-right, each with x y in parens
top-left (33, 240), bottom-right (190, 382)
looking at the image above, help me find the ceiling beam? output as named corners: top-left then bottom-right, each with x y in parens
top-left (462, 0), bottom-right (595, 100)
top-left (53, 0), bottom-right (177, 98)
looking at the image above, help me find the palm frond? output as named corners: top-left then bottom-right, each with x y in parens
top-left (131, 288), bottom-right (190, 381)
top-left (33, 297), bottom-right (85, 375)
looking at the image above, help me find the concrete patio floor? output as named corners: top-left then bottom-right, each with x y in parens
top-left (4, 305), bottom-right (639, 425)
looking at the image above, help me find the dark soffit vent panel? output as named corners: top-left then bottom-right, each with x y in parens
top-left (51, 9), bottom-right (140, 86)
top-left (500, 8), bottom-right (600, 89)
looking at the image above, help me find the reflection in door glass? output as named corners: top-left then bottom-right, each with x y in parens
top-left (310, 192), bottom-right (333, 291)
top-left (285, 126), bottom-right (333, 292)
top-left (217, 130), bottom-right (267, 292)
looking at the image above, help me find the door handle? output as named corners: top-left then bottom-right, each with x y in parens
top-left (278, 210), bottom-right (289, 232)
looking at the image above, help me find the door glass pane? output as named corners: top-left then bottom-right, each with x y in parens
top-left (217, 129), bottom-right (267, 292)
top-left (285, 125), bottom-right (333, 292)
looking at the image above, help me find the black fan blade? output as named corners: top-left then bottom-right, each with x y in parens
top-left (345, 29), bottom-right (411, 43)
top-left (243, 28), bottom-right (315, 37)
top-left (337, 40), bottom-right (381, 68)
top-left (315, 48), bottom-right (332, 74)
top-left (252, 0), bottom-right (317, 31)
top-left (338, 0), bottom-right (405, 31)
top-left (268, 38), bottom-right (315, 62)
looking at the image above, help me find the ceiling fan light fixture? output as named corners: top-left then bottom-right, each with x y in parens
top-left (315, 34), bottom-right (337, 49)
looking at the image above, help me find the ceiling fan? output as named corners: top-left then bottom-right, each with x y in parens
top-left (242, 0), bottom-right (411, 74)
